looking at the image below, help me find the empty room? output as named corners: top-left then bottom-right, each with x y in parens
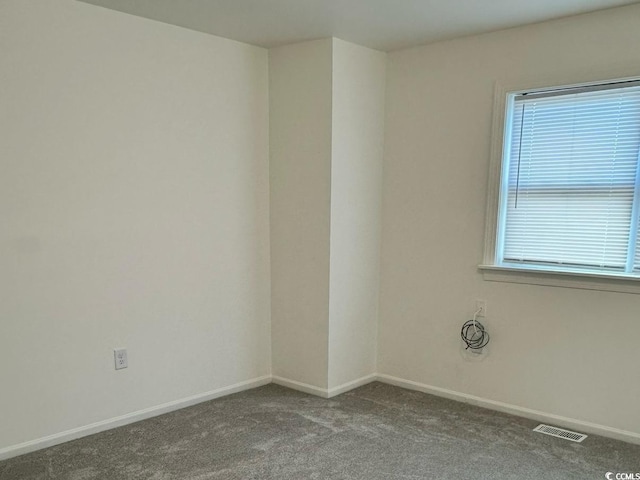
top-left (2, 0), bottom-right (640, 478)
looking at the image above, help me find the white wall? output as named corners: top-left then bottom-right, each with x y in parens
top-left (270, 38), bottom-right (385, 393)
top-left (5, 0), bottom-right (638, 456)
top-left (269, 39), bottom-right (333, 389)
top-left (328, 39), bottom-right (385, 389)
top-left (379, 3), bottom-right (640, 436)
top-left (0, 0), bottom-right (270, 451)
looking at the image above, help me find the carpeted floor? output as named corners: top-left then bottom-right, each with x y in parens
top-left (1, 382), bottom-right (638, 479)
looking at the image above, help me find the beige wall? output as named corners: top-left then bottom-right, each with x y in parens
top-left (379, 4), bottom-right (640, 435)
top-left (269, 39), bottom-right (333, 389)
top-left (328, 39), bottom-right (385, 389)
top-left (0, 0), bottom-right (270, 451)
top-left (4, 0), bottom-right (640, 456)
top-left (270, 39), bottom-right (385, 393)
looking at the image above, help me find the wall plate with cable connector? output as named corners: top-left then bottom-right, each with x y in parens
top-left (475, 299), bottom-right (486, 317)
top-left (460, 343), bottom-right (488, 361)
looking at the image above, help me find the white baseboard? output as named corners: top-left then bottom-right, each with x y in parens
top-left (271, 376), bottom-right (329, 398)
top-left (4, 372), bottom-right (638, 462)
top-left (0, 375), bottom-right (272, 462)
top-left (271, 373), bottom-right (377, 399)
top-left (327, 374), bottom-right (377, 398)
top-left (376, 373), bottom-right (640, 446)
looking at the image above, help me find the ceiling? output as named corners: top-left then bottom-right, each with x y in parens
top-left (78, 0), bottom-right (639, 51)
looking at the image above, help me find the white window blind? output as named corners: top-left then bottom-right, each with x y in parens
top-left (498, 82), bottom-right (640, 275)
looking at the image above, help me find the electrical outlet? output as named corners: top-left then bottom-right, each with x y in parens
top-left (114, 348), bottom-right (128, 370)
top-left (475, 299), bottom-right (486, 317)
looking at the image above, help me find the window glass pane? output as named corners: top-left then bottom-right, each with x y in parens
top-left (501, 85), bottom-right (640, 272)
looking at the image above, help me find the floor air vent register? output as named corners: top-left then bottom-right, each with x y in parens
top-left (533, 424), bottom-right (588, 443)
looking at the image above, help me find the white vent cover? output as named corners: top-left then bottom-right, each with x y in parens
top-left (533, 424), bottom-right (587, 443)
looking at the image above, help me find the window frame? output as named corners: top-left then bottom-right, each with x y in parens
top-left (480, 69), bottom-right (640, 294)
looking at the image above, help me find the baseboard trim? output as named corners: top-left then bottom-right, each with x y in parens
top-left (4, 372), bottom-right (637, 461)
top-left (271, 373), bottom-right (378, 399)
top-left (376, 374), bottom-right (640, 446)
top-left (0, 374), bottom-right (272, 462)
top-left (327, 374), bottom-right (377, 398)
top-left (271, 376), bottom-right (329, 398)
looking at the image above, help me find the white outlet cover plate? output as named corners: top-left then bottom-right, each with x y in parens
top-left (114, 348), bottom-right (128, 370)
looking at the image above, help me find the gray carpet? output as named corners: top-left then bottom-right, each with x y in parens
top-left (1, 382), bottom-right (638, 479)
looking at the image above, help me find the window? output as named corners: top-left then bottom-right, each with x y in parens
top-left (484, 77), bottom-right (640, 284)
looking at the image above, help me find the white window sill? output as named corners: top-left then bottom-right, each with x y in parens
top-left (478, 264), bottom-right (640, 294)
